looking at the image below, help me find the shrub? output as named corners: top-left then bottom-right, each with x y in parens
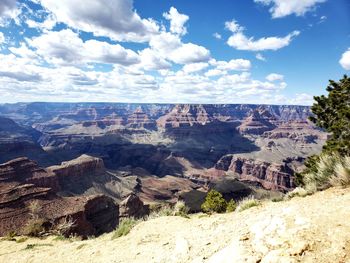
top-left (226, 199), bottom-right (237, 212)
top-left (51, 216), bottom-right (76, 237)
top-left (173, 201), bottom-right (190, 217)
top-left (112, 218), bottom-right (138, 239)
top-left (302, 154), bottom-right (350, 192)
top-left (329, 156), bottom-right (350, 187)
top-left (201, 190), bottom-right (227, 213)
top-left (271, 197), bottom-right (284, 202)
top-left (16, 237), bottom-right (28, 243)
top-left (238, 197), bottom-right (260, 212)
top-left (23, 218), bottom-right (46, 237)
top-left (285, 187), bottom-right (308, 199)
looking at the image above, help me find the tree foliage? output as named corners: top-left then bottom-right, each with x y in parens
top-left (201, 190), bottom-right (227, 213)
top-left (309, 75), bottom-right (350, 155)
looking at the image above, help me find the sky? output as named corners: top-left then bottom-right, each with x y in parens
top-left (0, 0), bottom-right (349, 105)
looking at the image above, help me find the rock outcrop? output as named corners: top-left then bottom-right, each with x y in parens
top-left (0, 157), bottom-right (119, 237)
top-left (119, 193), bottom-right (150, 219)
top-left (238, 109), bottom-right (277, 135)
top-left (215, 155), bottom-right (295, 190)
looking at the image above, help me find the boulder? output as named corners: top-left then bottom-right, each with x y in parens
top-left (119, 193), bottom-right (149, 219)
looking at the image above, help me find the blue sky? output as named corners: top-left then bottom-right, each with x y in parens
top-left (0, 0), bottom-right (349, 105)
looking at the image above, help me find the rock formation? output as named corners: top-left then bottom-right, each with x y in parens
top-left (0, 103), bottom-right (327, 192)
top-left (119, 193), bottom-right (150, 219)
top-left (215, 155), bottom-right (296, 190)
top-left (0, 157), bottom-right (119, 237)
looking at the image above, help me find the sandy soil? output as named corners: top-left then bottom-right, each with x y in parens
top-left (1, 187), bottom-right (350, 263)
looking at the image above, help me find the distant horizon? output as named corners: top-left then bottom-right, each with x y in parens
top-left (0, 101), bottom-right (313, 107)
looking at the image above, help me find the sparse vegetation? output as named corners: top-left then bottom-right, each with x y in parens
top-left (302, 154), bottom-right (350, 192)
top-left (3, 231), bottom-right (16, 241)
top-left (16, 237), bottom-right (28, 243)
top-left (271, 197), bottom-right (284, 202)
top-left (23, 218), bottom-right (46, 237)
top-left (201, 190), bottom-right (227, 213)
top-left (238, 197), bottom-right (260, 212)
top-left (112, 218), bottom-right (139, 239)
top-left (24, 243), bottom-right (53, 250)
top-left (285, 187), bottom-right (308, 199)
top-left (298, 75), bottom-right (350, 191)
top-left (226, 199), bottom-right (237, 212)
top-left (51, 216), bottom-right (76, 237)
top-left (76, 244), bottom-right (87, 250)
top-left (173, 200), bottom-right (190, 218)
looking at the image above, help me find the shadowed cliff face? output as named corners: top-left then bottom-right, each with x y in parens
top-left (0, 103), bottom-right (327, 191)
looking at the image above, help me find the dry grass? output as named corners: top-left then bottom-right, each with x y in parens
top-left (329, 156), bottom-right (350, 187)
top-left (285, 187), bottom-right (308, 200)
top-left (304, 154), bottom-right (350, 192)
top-left (238, 197), bottom-right (260, 212)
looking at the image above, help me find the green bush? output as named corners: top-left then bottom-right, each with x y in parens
top-left (201, 190), bottom-right (227, 213)
top-left (226, 199), bottom-right (237, 212)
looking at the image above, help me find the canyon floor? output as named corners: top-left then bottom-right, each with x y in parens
top-left (1, 187), bottom-right (350, 263)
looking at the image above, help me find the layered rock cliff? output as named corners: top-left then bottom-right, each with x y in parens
top-left (0, 157), bottom-right (119, 237)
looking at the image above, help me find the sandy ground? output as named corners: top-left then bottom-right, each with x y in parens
top-left (1, 187), bottom-right (350, 263)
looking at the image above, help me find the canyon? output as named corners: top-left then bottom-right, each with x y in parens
top-left (0, 102), bottom-right (326, 236)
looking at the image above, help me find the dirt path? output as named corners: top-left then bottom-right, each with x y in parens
top-left (1, 188), bottom-right (350, 263)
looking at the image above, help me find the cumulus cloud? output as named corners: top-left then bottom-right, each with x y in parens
top-left (339, 49), bottom-right (350, 70)
top-left (226, 20), bottom-right (300, 51)
top-left (149, 32), bottom-right (210, 64)
top-left (28, 29), bottom-right (140, 66)
top-left (254, 0), bottom-right (327, 18)
top-left (266, 73), bottom-right (284, 81)
top-left (35, 0), bottom-right (159, 42)
top-left (183, 62), bottom-right (208, 73)
top-left (163, 7), bottom-right (189, 36)
top-left (0, 0), bottom-right (20, 25)
top-left (210, 58), bottom-right (251, 71)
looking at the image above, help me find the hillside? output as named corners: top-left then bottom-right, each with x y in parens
top-left (1, 187), bottom-right (350, 263)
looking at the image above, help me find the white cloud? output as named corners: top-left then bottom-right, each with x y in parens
top-left (163, 7), bottom-right (189, 36)
top-left (138, 48), bottom-right (171, 71)
top-left (210, 58), bottom-right (251, 71)
top-left (149, 32), bottom-right (210, 64)
top-left (287, 93), bottom-right (314, 105)
top-left (28, 29), bottom-right (140, 66)
top-left (339, 49), bottom-right (350, 70)
top-left (205, 69), bottom-right (226, 77)
top-left (213, 33), bottom-right (222, 39)
top-left (36, 0), bottom-right (159, 42)
top-left (183, 62), bottom-right (208, 73)
top-left (170, 43), bottom-right (210, 64)
top-left (226, 19), bottom-right (300, 51)
top-left (254, 0), bottom-right (327, 18)
top-left (266, 73), bottom-right (284, 81)
top-left (25, 14), bottom-right (56, 31)
top-left (225, 20), bottom-right (244, 33)
top-left (0, 32), bottom-right (4, 44)
top-left (256, 53), bottom-right (266, 61)
top-left (0, 0), bottom-right (20, 25)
